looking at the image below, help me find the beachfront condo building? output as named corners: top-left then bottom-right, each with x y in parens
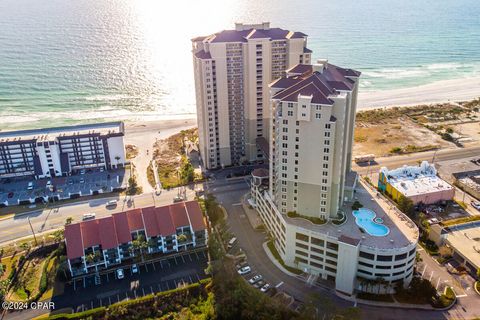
top-left (250, 61), bottom-right (419, 295)
top-left (192, 22), bottom-right (312, 169)
top-left (0, 122), bottom-right (126, 179)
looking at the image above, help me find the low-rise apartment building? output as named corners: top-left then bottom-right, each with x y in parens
top-left (64, 201), bottom-right (207, 277)
top-left (379, 161), bottom-right (454, 205)
top-left (0, 122), bottom-right (126, 179)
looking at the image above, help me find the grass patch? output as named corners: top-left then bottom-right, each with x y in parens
top-left (440, 215), bottom-right (480, 227)
top-left (286, 211), bottom-right (326, 225)
top-left (146, 162), bottom-right (156, 188)
top-left (267, 240), bottom-right (302, 275)
top-left (389, 144), bottom-right (439, 155)
top-left (125, 144), bottom-right (139, 159)
top-left (10, 255), bottom-right (46, 301)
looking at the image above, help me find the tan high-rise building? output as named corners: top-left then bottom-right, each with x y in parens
top-left (192, 22), bottom-right (312, 169)
top-left (269, 61), bottom-right (360, 219)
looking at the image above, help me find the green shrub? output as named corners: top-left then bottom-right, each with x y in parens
top-left (352, 201), bottom-right (363, 211)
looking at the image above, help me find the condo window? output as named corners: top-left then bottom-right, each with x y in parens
top-left (376, 265), bottom-right (391, 270)
top-left (395, 253), bottom-right (408, 261)
top-left (393, 271), bottom-right (404, 276)
top-left (326, 242), bottom-right (338, 251)
top-left (295, 250), bottom-right (308, 257)
top-left (358, 269), bottom-right (372, 275)
top-left (375, 273), bottom-right (390, 277)
top-left (325, 132), bottom-right (330, 137)
top-left (310, 261), bottom-right (323, 269)
top-left (325, 124), bottom-right (331, 129)
top-left (408, 248), bottom-right (416, 256)
top-left (296, 257), bottom-right (308, 264)
top-left (296, 242), bottom-right (308, 250)
top-left (311, 247), bottom-right (324, 255)
top-left (358, 261), bottom-right (373, 268)
top-left (326, 251), bottom-right (337, 259)
top-left (310, 254), bottom-right (323, 262)
top-left (315, 113), bottom-right (321, 119)
top-left (295, 233), bottom-right (309, 242)
top-left (359, 251), bottom-right (374, 260)
top-left (325, 266), bottom-right (336, 273)
top-left (394, 263), bottom-right (406, 268)
top-left (288, 111), bottom-right (293, 116)
top-left (376, 255), bottom-right (393, 261)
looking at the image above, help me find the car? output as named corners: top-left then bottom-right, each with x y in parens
top-left (253, 280), bottom-right (265, 289)
top-left (173, 195), bottom-right (184, 203)
top-left (68, 179), bottom-right (74, 185)
top-left (248, 274), bottom-right (263, 284)
top-left (237, 266), bottom-right (251, 275)
top-left (46, 180), bottom-right (52, 187)
top-left (27, 182), bottom-right (34, 190)
top-left (82, 213), bottom-right (96, 221)
top-left (7, 192), bottom-right (14, 199)
top-left (131, 264), bottom-right (139, 274)
top-left (260, 283), bottom-right (271, 292)
top-left (227, 237), bottom-right (237, 249)
top-left (80, 169), bottom-right (86, 175)
top-left (471, 201), bottom-right (480, 210)
top-left (79, 178), bottom-right (85, 184)
top-left (100, 167), bottom-right (105, 172)
top-left (106, 200), bottom-right (118, 208)
top-left (116, 268), bottom-right (124, 279)
top-left (235, 260), bottom-right (248, 270)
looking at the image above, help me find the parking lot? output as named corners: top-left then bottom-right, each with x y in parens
top-left (52, 248), bottom-right (209, 312)
top-left (0, 168), bottom-right (128, 206)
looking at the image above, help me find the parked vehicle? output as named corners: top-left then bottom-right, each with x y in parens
top-left (80, 169), bottom-right (86, 175)
top-left (46, 180), bottom-right (52, 187)
top-left (471, 201), bottom-right (480, 211)
top-left (27, 182), bottom-right (34, 190)
top-left (260, 283), bottom-right (271, 292)
top-left (106, 200), bottom-right (118, 208)
top-left (253, 280), bottom-right (266, 289)
top-left (116, 268), bottom-right (124, 279)
top-left (237, 266), bottom-right (251, 275)
top-left (248, 275), bottom-right (263, 284)
top-left (173, 195), bottom-right (185, 203)
top-left (354, 154), bottom-right (375, 164)
top-left (82, 213), bottom-right (96, 221)
top-left (100, 167), bottom-right (105, 172)
top-left (79, 178), bottom-right (85, 184)
top-left (131, 264), bottom-right (139, 274)
top-left (68, 179), bottom-right (74, 185)
top-left (227, 237), bottom-right (237, 249)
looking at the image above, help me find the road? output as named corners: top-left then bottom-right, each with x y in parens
top-left (207, 167), bottom-right (480, 320)
top-left (0, 186), bottom-right (197, 246)
top-left (352, 145), bottom-right (480, 174)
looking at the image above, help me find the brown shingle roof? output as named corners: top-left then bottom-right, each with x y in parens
top-left (126, 208), bottom-right (144, 232)
top-left (185, 201), bottom-right (206, 232)
top-left (81, 219), bottom-right (101, 249)
top-left (170, 203), bottom-right (190, 228)
top-left (112, 212), bottom-right (131, 244)
top-left (98, 217), bottom-right (118, 250)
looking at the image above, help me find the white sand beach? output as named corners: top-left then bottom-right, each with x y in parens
top-left (358, 76), bottom-right (480, 109)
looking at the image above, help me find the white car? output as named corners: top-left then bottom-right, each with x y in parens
top-left (27, 182), bottom-right (34, 190)
top-left (260, 283), bottom-right (271, 292)
top-left (116, 268), bottom-right (124, 279)
top-left (106, 200), bottom-right (118, 208)
top-left (131, 264), bottom-right (139, 274)
top-left (248, 275), bottom-right (262, 284)
top-left (237, 266), bottom-right (251, 275)
top-left (471, 201), bottom-right (480, 211)
top-left (80, 169), bottom-right (86, 175)
top-left (46, 180), bottom-right (52, 187)
top-left (82, 213), bottom-right (96, 221)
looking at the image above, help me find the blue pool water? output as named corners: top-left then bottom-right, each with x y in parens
top-left (353, 208), bottom-right (390, 237)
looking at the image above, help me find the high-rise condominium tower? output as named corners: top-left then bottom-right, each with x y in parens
top-left (269, 61), bottom-right (360, 219)
top-left (192, 22), bottom-right (312, 169)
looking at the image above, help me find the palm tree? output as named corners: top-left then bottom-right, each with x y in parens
top-left (131, 235), bottom-right (148, 262)
top-left (114, 156), bottom-right (121, 168)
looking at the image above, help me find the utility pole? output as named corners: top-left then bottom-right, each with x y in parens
top-left (27, 217), bottom-right (38, 246)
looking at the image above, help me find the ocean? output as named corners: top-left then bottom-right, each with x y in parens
top-left (1, 0), bottom-right (479, 130)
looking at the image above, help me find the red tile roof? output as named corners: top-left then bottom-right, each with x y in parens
top-left (126, 208), bottom-right (144, 231)
top-left (65, 223), bottom-right (84, 260)
top-left (64, 201), bottom-right (207, 260)
top-left (112, 212), bottom-right (131, 244)
top-left (142, 206), bottom-right (160, 238)
top-left (185, 201), bottom-right (206, 232)
top-left (170, 203), bottom-right (190, 228)
top-left (81, 219), bottom-right (101, 249)
top-left (98, 217), bottom-right (118, 250)
top-left (156, 206), bottom-right (176, 236)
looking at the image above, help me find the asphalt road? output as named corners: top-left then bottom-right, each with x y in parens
top-left (352, 145), bottom-right (480, 175)
top-left (207, 167), bottom-right (480, 320)
top-left (0, 186), bottom-right (197, 246)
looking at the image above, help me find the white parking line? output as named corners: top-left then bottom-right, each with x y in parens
top-left (142, 288), bottom-right (145, 296)
top-left (275, 281), bottom-right (284, 288)
top-left (421, 265), bottom-right (427, 277)
top-left (436, 278), bottom-right (441, 290)
top-left (232, 203), bottom-right (242, 206)
top-left (429, 271), bottom-right (434, 282)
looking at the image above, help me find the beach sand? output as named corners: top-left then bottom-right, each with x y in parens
top-left (358, 76), bottom-right (480, 109)
top-left (124, 118), bottom-right (197, 192)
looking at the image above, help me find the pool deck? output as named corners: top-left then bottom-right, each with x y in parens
top-left (284, 179), bottom-right (419, 251)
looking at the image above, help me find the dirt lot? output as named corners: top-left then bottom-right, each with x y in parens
top-left (353, 117), bottom-right (452, 157)
top-left (353, 98), bottom-right (480, 158)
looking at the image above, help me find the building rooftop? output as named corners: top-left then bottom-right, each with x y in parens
top-left (270, 62), bottom-right (360, 105)
top-left (269, 181), bottom-right (418, 251)
top-left (381, 161), bottom-right (453, 197)
top-left (445, 222), bottom-right (480, 269)
top-left (64, 201), bottom-right (206, 260)
top-left (0, 121), bottom-right (125, 143)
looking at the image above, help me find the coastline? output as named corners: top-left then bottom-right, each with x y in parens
top-left (358, 76), bottom-right (480, 109)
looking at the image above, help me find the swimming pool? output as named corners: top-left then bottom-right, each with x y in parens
top-left (352, 208), bottom-right (390, 237)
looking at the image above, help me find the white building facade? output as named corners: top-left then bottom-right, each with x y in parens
top-left (0, 122), bottom-right (126, 179)
top-left (192, 22), bottom-right (312, 169)
top-left (251, 61), bottom-right (419, 295)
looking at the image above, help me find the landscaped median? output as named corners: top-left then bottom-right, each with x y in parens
top-left (286, 211), bottom-right (326, 225)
